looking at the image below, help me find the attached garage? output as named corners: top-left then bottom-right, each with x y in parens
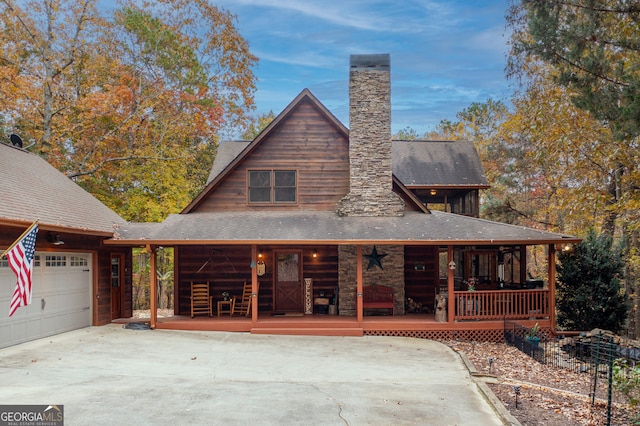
top-left (1, 142), bottom-right (132, 347)
top-left (0, 251), bottom-right (93, 349)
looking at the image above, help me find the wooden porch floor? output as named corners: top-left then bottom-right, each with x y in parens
top-left (114, 313), bottom-right (546, 340)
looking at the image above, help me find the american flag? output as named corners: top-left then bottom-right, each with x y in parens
top-left (7, 223), bottom-right (38, 317)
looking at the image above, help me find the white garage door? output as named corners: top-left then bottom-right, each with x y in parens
top-left (0, 251), bottom-right (92, 349)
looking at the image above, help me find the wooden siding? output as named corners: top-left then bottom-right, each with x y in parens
top-left (176, 245), bottom-right (339, 315)
top-left (94, 246), bottom-right (132, 325)
top-left (176, 246), bottom-right (254, 315)
top-left (195, 99), bottom-right (350, 212)
top-left (404, 246), bottom-right (439, 311)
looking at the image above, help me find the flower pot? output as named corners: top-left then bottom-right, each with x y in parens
top-left (526, 336), bottom-right (540, 347)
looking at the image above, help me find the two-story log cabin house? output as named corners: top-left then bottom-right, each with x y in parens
top-left (107, 54), bottom-right (579, 341)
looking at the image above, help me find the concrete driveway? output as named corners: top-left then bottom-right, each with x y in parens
top-left (0, 325), bottom-right (507, 425)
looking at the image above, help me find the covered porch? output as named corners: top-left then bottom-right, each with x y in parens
top-left (107, 210), bottom-right (577, 341)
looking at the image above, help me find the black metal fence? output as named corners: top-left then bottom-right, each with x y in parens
top-left (504, 321), bottom-right (639, 426)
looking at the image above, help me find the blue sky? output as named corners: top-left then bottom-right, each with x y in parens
top-left (213, 0), bottom-right (514, 136)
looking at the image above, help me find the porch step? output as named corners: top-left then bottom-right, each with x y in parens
top-left (251, 327), bottom-right (363, 337)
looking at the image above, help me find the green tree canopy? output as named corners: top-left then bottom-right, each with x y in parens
top-left (556, 229), bottom-right (628, 332)
top-left (508, 0), bottom-right (640, 140)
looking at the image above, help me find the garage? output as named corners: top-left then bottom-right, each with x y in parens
top-left (0, 251), bottom-right (92, 349)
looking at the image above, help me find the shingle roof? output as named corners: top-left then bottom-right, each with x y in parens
top-left (208, 140), bottom-right (489, 189)
top-left (111, 210), bottom-right (578, 245)
top-left (207, 140), bottom-right (249, 184)
top-left (0, 143), bottom-right (126, 233)
top-left (392, 140), bottom-right (489, 187)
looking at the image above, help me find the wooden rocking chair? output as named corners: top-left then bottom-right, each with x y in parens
top-left (190, 281), bottom-right (213, 318)
top-left (232, 282), bottom-right (254, 317)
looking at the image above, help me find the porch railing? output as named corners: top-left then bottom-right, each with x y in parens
top-left (453, 289), bottom-right (549, 321)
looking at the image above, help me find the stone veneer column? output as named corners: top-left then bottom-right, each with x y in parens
top-left (338, 245), bottom-right (405, 316)
top-left (336, 54), bottom-right (404, 217)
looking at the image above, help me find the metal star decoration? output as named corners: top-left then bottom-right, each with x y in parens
top-left (364, 246), bottom-right (387, 270)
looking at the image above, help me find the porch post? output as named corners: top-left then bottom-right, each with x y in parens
top-left (356, 245), bottom-right (363, 323)
top-left (548, 244), bottom-right (557, 332)
top-left (251, 244), bottom-right (258, 324)
top-left (520, 245), bottom-right (527, 284)
top-left (148, 244), bottom-right (158, 329)
top-left (447, 245), bottom-right (455, 323)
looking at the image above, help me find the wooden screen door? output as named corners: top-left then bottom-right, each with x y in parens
top-left (274, 251), bottom-right (303, 312)
top-left (111, 253), bottom-right (124, 319)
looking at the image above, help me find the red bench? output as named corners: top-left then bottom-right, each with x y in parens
top-left (362, 285), bottom-right (395, 315)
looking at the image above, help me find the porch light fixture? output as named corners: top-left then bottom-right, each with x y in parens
top-left (47, 233), bottom-right (64, 245)
top-left (429, 189), bottom-right (437, 196)
top-left (562, 244), bottom-right (572, 252)
top-left (312, 250), bottom-right (317, 258)
top-left (258, 251), bottom-right (263, 259)
top-left (448, 260), bottom-right (456, 270)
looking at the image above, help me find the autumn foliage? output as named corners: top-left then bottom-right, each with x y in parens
top-left (0, 0), bottom-right (257, 221)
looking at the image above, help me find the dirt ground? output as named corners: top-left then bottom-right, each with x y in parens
top-left (449, 341), bottom-right (640, 426)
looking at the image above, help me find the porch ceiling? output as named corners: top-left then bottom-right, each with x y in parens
top-left (106, 210), bottom-right (580, 246)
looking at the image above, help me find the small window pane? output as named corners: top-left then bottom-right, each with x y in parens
top-left (275, 187), bottom-right (296, 202)
top-left (71, 255), bottom-right (88, 267)
top-left (45, 255), bottom-right (67, 267)
top-left (274, 170), bottom-right (295, 187)
top-left (249, 187), bottom-right (271, 202)
top-left (249, 171), bottom-right (271, 187)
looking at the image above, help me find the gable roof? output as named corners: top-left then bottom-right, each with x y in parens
top-left (207, 140), bottom-right (490, 193)
top-left (183, 89), bottom-right (349, 213)
top-left (0, 143), bottom-right (126, 234)
top-left (392, 140), bottom-right (489, 188)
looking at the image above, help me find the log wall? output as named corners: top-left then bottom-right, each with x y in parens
top-left (195, 98), bottom-right (350, 212)
top-left (176, 245), bottom-right (339, 315)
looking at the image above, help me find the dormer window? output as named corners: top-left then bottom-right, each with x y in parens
top-left (248, 170), bottom-right (296, 204)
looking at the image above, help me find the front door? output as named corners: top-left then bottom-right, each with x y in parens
top-left (274, 251), bottom-right (303, 312)
top-left (111, 253), bottom-right (124, 319)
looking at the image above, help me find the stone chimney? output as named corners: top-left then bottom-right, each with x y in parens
top-left (337, 54), bottom-right (404, 217)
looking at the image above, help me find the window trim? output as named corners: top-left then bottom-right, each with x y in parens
top-left (248, 169), bottom-right (297, 205)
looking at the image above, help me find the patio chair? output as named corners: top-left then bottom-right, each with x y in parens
top-left (190, 281), bottom-right (213, 318)
top-left (232, 281), bottom-right (254, 317)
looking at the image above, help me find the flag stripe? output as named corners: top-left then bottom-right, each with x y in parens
top-left (7, 224), bottom-right (38, 317)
